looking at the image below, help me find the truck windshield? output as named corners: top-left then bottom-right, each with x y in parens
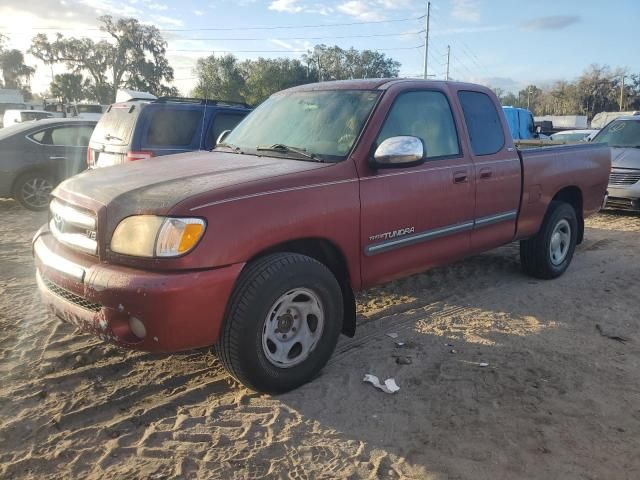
top-left (222, 90), bottom-right (380, 162)
top-left (593, 120), bottom-right (640, 148)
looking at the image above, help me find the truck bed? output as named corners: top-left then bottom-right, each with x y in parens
top-left (515, 142), bottom-right (611, 240)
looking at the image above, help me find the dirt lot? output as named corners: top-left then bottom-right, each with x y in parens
top-left (1, 199), bottom-right (639, 480)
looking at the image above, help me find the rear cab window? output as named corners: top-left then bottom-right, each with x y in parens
top-left (457, 91), bottom-right (505, 155)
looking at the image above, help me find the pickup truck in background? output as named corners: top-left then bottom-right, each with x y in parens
top-left (33, 79), bottom-right (610, 393)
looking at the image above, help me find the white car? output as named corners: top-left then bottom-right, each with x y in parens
top-left (2, 109), bottom-right (53, 126)
top-left (550, 129), bottom-right (599, 143)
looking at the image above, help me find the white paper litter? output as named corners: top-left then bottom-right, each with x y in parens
top-left (479, 362), bottom-right (489, 367)
top-left (363, 374), bottom-right (400, 394)
top-left (385, 333), bottom-right (398, 339)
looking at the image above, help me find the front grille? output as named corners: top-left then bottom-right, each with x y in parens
top-left (42, 276), bottom-right (102, 312)
top-left (609, 170), bottom-right (640, 186)
top-left (49, 199), bottom-right (98, 255)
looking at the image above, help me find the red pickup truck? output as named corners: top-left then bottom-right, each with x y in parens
top-left (34, 79), bottom-right (610, 393)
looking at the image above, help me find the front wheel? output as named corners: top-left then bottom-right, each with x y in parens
top-left (215, 253), bottom-right (343, 394)
top-left (520, 201), bottom-right (578, 279)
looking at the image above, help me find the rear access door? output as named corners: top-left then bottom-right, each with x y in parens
top-left (455, 89), bottom-right (522, 252)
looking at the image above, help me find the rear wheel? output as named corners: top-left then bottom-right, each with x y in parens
top-left (13, 171), bottom-right (55, 211)
top-left (215, 253), bottom-right (343, 394)
top-left (520, 201), bottom-right (578, 279)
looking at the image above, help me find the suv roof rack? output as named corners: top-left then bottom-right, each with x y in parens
top-left (154, 96), bottom-right (251, 108)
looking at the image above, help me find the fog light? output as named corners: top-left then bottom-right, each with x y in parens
top-left (129, 316), bottom-right (147, 339)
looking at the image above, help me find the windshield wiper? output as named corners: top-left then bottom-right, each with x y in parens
top-left (104, 133), bottom-right (123, 141)
top-left (256, 144), bottom-right (322, 162)
top-left (213, 142), bottom-right (241, 152)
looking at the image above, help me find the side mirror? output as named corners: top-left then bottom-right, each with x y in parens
top-left (216, 130), bottom-right (231, 145)
top-left (535, 125), bottom-right (542, 134)
top-left (371, 136), bottom-right (425, 169)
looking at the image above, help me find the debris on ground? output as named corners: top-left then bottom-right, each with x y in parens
top-left (393, 355), bottom-right (413, 365)
top-left (479, 362), bottom-right (489, 367)
top-left (385, 333), bottom-right (399, 339)
top-left (595, 324), bottom-right (630, 343)
top-left (363, 374), bottom-right (400, 394)
top-left (395, 341), bottom-right (405, 347)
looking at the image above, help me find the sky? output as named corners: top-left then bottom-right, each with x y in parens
top-left (0, 0), bottom-right (638, 96)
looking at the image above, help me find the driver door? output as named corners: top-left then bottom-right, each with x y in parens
top-left (359, 89), bottom-right (476, 286)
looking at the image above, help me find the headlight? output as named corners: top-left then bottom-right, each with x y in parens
top-left (111, 216), bottom-right (206, 258)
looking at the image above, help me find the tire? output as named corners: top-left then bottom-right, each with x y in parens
top-left (215, 253), bottom-right (343, 394)
top-left (13, 171), bottom-right (55, 211)
top-left (520, 201), bottom-right (578, 279)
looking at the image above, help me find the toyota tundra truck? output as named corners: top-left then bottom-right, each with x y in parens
top-left (33, 79), bottom-right (611, 393)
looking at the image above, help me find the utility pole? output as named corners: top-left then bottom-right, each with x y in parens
top-left (445, 45), bottom-right (450, 81)
top-left (527, 86), bottom-right (532, 109)
top-left (423, 1), bottom-right (431, 79)
top-left (620, 74), bottom-right (625, 111)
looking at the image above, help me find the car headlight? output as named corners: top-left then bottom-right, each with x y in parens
top-left (111, 216), bottom-right (206, 258)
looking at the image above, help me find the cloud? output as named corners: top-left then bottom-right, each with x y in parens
top-left (336, 0), bottom-right (384, 21)
top-left (522, 15), bottom-right (581, 31)
top-left (144, 2), bottom-right (168, 11)
top-left (193, 9), bottom-right (204, 16)
top-left (451, 0), bottom-right (481, 23)
top-left (268, 0), bottom-right (303, 13)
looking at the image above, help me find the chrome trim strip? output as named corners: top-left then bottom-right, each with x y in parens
top-left (34, 237), bottom-right (85, 282)
top-left (190, 178), bottom-right (358, 211)
top-left (474, 210), bottom-right (518, 227)
top-left (50, 199), bottom-right (96, 230)
top-left (364, 209), bottom-right (518, 256)
top-left (474, 158), bottom-right (521, 166)
top-left (49, 219), bottom-right (98, 255)
top-left (360, 164), bottom-right (474, 181)
top-left (365, 221), bottom-right (474, 256)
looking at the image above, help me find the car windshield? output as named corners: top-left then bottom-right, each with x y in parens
top-left (222, 90), bottom-right (381, 162)
top-left (593, 120), bottom-right (640, 148)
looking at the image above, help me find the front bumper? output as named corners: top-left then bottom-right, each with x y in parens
top-left (606, 184), bottom-right (640, 211)
top-left (34, 228), bottom-right (244, 352)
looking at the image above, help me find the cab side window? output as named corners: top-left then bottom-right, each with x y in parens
top-left (457, 91), bottom-right (504, 155)
top-left (209, 112), bottom-right (246, 146)
top-left (376, 91), bottom-right (460, 159)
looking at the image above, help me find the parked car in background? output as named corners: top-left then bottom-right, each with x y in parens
top-left (0, 118), bottom-right (96, 210)
top-left (34, 79), bottom-right (609, 393)
top-left (592, 116), bottom-right (640, 211)
top-left (0, 88), bottom-right (25, 128)
top-left (3, 109), bottom-right (53, 126)
top-left (87, 96), bottom-right (252, 168)
top-left (69, 104), bottom-right (103, 121)
top-left (591, 111), bottom-right (640, 129)
top-left (550, 129), bottom-right (599, 143)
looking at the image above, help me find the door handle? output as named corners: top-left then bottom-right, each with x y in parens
top-left (49, 156), bottom-right (67, 160)
top-left (453, 171), bottom-right (468, 184)
top-left (479, 168), bottom-right (493, 179)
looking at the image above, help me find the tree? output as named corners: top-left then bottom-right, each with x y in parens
top-left (241, 58), bottom-right (312, 105)
top-left (0, 48), bottom-right (35, 90)
top-left (192, 54), bottom-right (247, 102)
top-left (50, 73), bottom-right (90, 102)
top-left (302, 45), bottom-right (400, 81)
top-left (29, 16), bottom-right (177, 103)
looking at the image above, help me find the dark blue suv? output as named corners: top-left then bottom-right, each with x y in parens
top-left (87, 97), bottom-right (251, 168)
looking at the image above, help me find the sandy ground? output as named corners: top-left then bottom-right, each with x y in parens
top-left (1, 198), bottom-right (639, 480)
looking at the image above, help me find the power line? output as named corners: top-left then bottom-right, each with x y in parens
top-left (0, 15), bottom-right (426, 33)
top-left (168, 44), bottom-right (426, 54)
top-left (180, 30), bottom-right (425, 42)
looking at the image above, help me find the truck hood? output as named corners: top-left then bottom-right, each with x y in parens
top-left (55, 150), bottom-right (329, 218)
top-left (611, 147), bottom-right (640, 169)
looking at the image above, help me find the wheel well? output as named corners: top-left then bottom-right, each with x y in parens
top-left (250, 238), bottom-right (357, 337)
top-left (552, 186), bottom-right (584, 244)
top-left (11, 167), bottom-right (55, 195)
